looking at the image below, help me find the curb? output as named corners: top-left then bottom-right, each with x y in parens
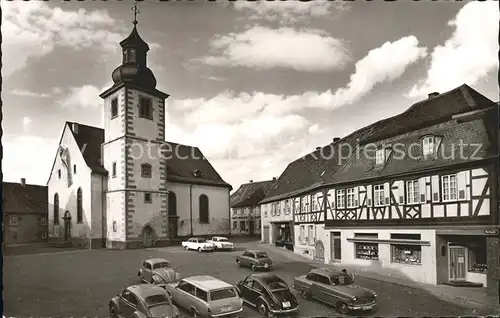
top-left (257, 243), bottom-right (500, 314)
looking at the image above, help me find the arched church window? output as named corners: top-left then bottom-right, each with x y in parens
top-left (54, 193), bottom-right (60, 225)
top-left (141, 163), bottom-right (152, 178)
top-left (77, 188), bottom-right (83, 224)
top-left (168, 192), bottom-right (177, 216)
top-left (139, 96), bottom-right (153, 120)
top-left (199, 194), bottom-right (209, 224)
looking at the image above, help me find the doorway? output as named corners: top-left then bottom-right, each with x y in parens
top-left (168, 217), bottom-right (178, 239)
top-left (63, 211), bottom-right (71, 241)
top-left (142, 226), bottom-right (154, 248)
top-left (449, 246), bottom-right (467, 281)
top-left (330, 232), bottom-right (342, 262)
top-left (248, 220), bottom-right (255, 236)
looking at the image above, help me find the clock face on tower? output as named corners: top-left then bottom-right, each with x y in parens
top-left (59, 145), bottom-right (73, 188)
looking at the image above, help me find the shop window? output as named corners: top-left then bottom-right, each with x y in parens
top-left (232, 221), bottom-right (237, 229)
top-left (390, 234), bottom-right (422, 265)
top-left (468, 237), bottom-right (487, 273)
top-left (354, 233), bottom-right (379, 260)
top-left (240, 221), bottom-right (246, 231)
top-left (300, 225), bottom-right (306, 244)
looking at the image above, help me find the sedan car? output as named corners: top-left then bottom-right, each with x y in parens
top-left (293, 268), bottom-right (377, 314)
top-left (109, 284), bottom-right (180, 318)
top-left (236, 273), bottom-right (298, 317)
top-left (164, 275), bottom-right (243, 318)
top-left (182, 237), bottom-right (215, 252)
top-left (236, 250), bottom-right (273, 271)
top-left (138, 258), bottom-right (181, 284)
top-left (208, 236), bottom-right (235, 250)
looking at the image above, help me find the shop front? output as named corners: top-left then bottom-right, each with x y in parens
top-left (272, 221), bottom-right (294, 251)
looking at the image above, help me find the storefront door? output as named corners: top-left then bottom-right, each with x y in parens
top-left (448, 246), bottom-right (467, 281)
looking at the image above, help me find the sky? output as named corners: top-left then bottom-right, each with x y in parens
top-left (3, 0), bottom-right (499, 192)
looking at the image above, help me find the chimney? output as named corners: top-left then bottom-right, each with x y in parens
top-left (428, 92), bottom-right (439, 99)
top-left (249, 180), bottom-right (253, 183)
top-left (20, 178), bottom-right (26, 186)
top-left (73, 123), bottom-right (79, 134)
top-left (333, 137), bottom-right (341, 143)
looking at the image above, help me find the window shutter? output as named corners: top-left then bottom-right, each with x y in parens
top-left (431, 175), bottom-right (440, 202)
top-left (366, 185), bottom-right (372, 207)
top-left (354, 187), bottom-right (359, 207)
top-left (331, 189), bottom-right (336, 209)
top-left (397, 181), bottom-right (404, 204)
top-left (317, 192), bottom-right (324, 210)
top-left (419, 177), bottom-right (426, 203)
top-left (384, 182), bottom-right (390, 205)
top-left (457, 171), bottom-right (467, 200)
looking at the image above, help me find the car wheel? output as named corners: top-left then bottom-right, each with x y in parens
top-left (337, 302), bottom-right (349, 314)
top-left (236, 259), bottom-right (241, 267)
top-left (251, 264), bottom-right (257, 271)
top-left (185, 245), bottom-right (189, 250)
top-left (257, 300), bottom-right (269, 317)
top-left (190, 307), bottom-right (199, 318)
top-left (198, 247), bottom-right (203, 253)
top-left (109, 303), bottom-right (119, 318)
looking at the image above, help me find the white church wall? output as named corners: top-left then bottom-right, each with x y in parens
top-left (127, 192), bottom-right (167, 240)
top-left (90, 173), bottom-right (105, 239)
top-left (127, 139), bottom-right (164, 190)
top-left (127, 89), bottom-right (164, 142)
top-left (106, 192), bottom-right (126, 242)
top-left (48, 124), bottom-right (93, 241)
top-left (168, 182), bottom-right (230, 237)
top-left (103, 88), bottom-right (126, 143)
top-left (102, 138), bottom-right (126, 192)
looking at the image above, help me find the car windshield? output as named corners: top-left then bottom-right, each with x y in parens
top-left (268, 281), bottom-right (288, 292)
top-left (218, 238), bottom-right (228, 242)
top-left (153, 262), bottom-right (170, 269)
top-left (145, 294), bottom-right (171, 307)
top-left (198, 239), bottom-right (206, 243)
top-left (210, 288), bottom-right (237, 301)
top-left (331, 274), bottom-right (353, 286)
top-left (255, 252), bottom-right (268, 258)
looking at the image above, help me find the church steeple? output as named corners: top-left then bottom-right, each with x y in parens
top-left (109, 0), bottom-right (157, 90)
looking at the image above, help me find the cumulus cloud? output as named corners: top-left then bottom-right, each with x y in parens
top-left (2, 1), bottom-right (126, 77)
top-left (233, 0), bottom-right (350, 23)
top-left (59, 84), bottom-right (111, 108)
top-left (408, 1), bottom-right (498, 97)
top-left (10, 89), bottom-right (50, 98)
top-left (22, 117), bottom-right (32, 133)
top-left (200, 27), bottom-right (350, 72)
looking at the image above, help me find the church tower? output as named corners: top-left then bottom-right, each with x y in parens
top-left (100, 5), bottom-right (169, 249)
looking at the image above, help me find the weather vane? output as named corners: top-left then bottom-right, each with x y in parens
top-left (131, 0), bottom-right (140, 26)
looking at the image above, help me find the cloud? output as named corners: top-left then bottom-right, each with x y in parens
top-left (331, 35), bottom-right (428, 106)
top-left (199, 26), bottom-right (350, 72)
top-left (22, 117), bottom-right (32, 133)
top-left (408, 1), bottom-right (498, 97)
top-left (59, 84), bottom-right (110, 108)
top-left (2, 1), bottom-right (126, 77)
top-left (10, 89), bottom-right (50, 98)
top-left (233, 0), bottom-right (350, 23)
top-left (3, 134), bottom-right (59, 185)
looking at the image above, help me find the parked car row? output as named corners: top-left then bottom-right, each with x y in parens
top-left (182, 236), bottom-right (235, 252)
top-left (109, 248), bottom-right (377, 318)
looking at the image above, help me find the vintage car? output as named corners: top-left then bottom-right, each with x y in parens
top-left (109, 284), bottom-right (180, 318)
top-left (182, 237), bottom-right (215, 252)
top-left (293, 268), bottom-right (377, 314)
top-left (164, 275), bottom-right (243, 318)
top-left (236, 273), bottom-right (298, 317)
top-left (207, 236), bottom-right (235, 250)
top-left (138, 258), bottom-right (181, 284)
top-left (236, 250), bottom-right (273, 271)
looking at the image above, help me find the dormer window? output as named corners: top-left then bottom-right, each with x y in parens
top-left (193, 169), bottom-right (201, 177)
top-left (375, 149), bottom-right (385, 165)
top-left (139, 96), bottom-right (153, 120)
top-left (422, 136), bottom-right (435, 157)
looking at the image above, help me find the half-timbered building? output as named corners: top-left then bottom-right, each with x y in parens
top-left (295, 84), bottom-right (499, 294)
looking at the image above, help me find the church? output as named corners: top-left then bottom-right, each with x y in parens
top-left (47, 19), bottom-right (232, 249)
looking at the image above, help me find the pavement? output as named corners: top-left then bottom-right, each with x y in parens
top-left (3, 238), bottom-right (492, 317)
top-left (255, 241), bottom-right (500, 315)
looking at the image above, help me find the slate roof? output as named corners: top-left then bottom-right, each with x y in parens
top-left (3, 182), bottom-right (48, 215)
top-left (63, 123), bottom-right (231, 189)
top-left (259, 84), bottom-right (496, 203)
top-left (230, 180), bottom-right (277, 208)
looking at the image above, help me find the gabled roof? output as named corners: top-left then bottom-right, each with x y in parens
top-left (230, 180), bottom-right (277, 208)
top-left (3, 182), bottom-right (48, 215)
top-left (67, 122), bottom-right (108, 175)
top-left (259, 84), bottom-right (496, 203)
top-left (57, 123), bottom-right (231, 189)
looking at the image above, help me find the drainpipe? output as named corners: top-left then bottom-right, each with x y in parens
top-left (228, 188), bottom-right (231, 237)
top-left (190, 184), bottom-right (193, 236)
